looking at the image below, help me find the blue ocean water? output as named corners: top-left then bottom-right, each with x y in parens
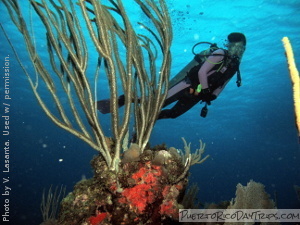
top-left (0, 0), bottom-right (300, 224)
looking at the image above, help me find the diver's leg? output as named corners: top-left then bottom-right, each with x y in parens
top-left (98, 80), bottom-right (190, 114)
top-left (158, 95), bottom-right (200, 119)
top-left (162, 80), bottom-right (191, 107)
top-left (97, 95), bottom-right (125, 114)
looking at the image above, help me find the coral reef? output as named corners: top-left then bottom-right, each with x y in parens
top-left (56, 141), bottom-right (208, 225)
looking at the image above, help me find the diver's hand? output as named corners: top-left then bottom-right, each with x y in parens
top-left (201, 88), bottom-right (217, 102)
top-left (191, 84), bottom-right (202, 96)
top-left (189, 88), bottom-right (199, 96)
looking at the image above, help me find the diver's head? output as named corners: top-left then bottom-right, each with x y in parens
top-left (226, 32), bottom-right (246, 61)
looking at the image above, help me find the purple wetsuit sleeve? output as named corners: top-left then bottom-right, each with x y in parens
top-left (198, 49), bottom-right (225, 89)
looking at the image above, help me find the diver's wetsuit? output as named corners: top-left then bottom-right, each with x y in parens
top-left (97, 49), bottom-right (241, 119)
top-left (158, 48), bottom-right (238, 119)
top-left (157, 81), bottom-right (201, 119)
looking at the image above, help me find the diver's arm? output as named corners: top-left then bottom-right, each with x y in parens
top-left (198, 49), bottom-right (225, 89)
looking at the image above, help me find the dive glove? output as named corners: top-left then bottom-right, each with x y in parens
top-left (201, 88), bottom-right (217, 102)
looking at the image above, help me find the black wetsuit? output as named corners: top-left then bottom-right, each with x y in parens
top-left (158, 54), bottom-right (240, 119)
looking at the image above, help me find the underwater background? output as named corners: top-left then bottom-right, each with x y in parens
top-left (0, 0), bottom-right (300, 224)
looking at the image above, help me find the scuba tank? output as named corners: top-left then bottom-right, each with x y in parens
top-left (168, 42), bottom-right (224, 118)
top-left (169, 42), bottom-right (220, 88)
top-left (168, 56), bottom-right (199, 88)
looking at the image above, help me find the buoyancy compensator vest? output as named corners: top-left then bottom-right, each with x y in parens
top-left (169, 42), bottom-right (242, 90)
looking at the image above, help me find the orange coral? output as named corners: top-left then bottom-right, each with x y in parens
top-left (119, 183), bottom-right (154, 213)
top-left (119, 164), bottom-right (162, 213)
top-left (118, 162), bottom-right (182, 221)
top-left (160, 186), bottom-right (180, 219)
top-left (162, 185), bottom-right (171, 198)
top-left (160, 200), bottom-right (178, 218)
top-left (88, 212), bottom-right (107, 225)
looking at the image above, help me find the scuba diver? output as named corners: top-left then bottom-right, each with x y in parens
top-left (97, 32), bottom-right (246, 119)
top-left (158, 32), bottom-right (246, 119)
